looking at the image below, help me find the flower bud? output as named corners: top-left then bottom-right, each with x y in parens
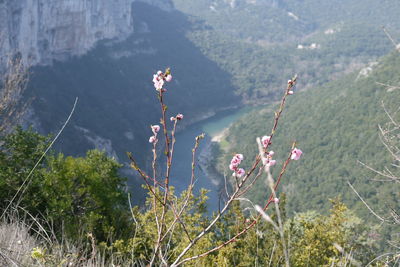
top-left (291, 148), bottom-right (303, 160)
top-left (236, 168), bottom-right (245, 178)
top-left (235, 154), bottom-right (244, 161)
top-left (149, 136), bottom-right (157, 144)
top-left (151, 125), bottom-right (160, 134)
top-left (261, 136), bottom-right (271, 148)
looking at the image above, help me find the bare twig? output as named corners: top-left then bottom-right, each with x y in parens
top-left (347, 181), bottom-right (386, 222)
top-left (382, 26), bottom-right (398, 49)
top-left (161, 134), bottom-right (204, 242)
top-left (376, 82), bottom-right (400, 92)
top-left (267, 171), bottom-right (289, 267)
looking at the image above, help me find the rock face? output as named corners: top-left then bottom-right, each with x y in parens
top-left (0, 0), bottom-right (172, 72)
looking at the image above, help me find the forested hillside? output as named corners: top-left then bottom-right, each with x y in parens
top-left (221, 51), bottom-right (400, 218)
top-left (170, 0), bottom-right (400, 103)
top-left (173, 0), bottom-right (400, 43)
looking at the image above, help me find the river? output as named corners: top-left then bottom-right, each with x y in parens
top-left (169, 106), bottom-right (254, 211)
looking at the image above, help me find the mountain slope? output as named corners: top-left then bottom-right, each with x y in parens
top-left (221, 50), bottom-right (400, 218)
top-left (173, 0), bottom-right (400, 43)
top-left (172, 0), bottom-right (399, 101)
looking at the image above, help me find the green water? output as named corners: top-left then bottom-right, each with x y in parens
top-left (170, 105), bottom-right (256, 211)
top-left (201, 106), bottom-right (255, 137)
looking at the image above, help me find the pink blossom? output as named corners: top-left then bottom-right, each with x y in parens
top-left (229, 154), bottom-right (244, 172)
top-left (176, 113), bottom-right (184, 120)
top-left (268, 151), bottom-right (275, 156)
top-left (288, 90), bottom-right (294, 95)
top-left (291, 148), bottom-right (303, 160)
top-left (267, 160), bottom-right (276, 167)
top-left (152, 72), bottom-right (165, 90)
top-left (233, 168), bottom-right (245, 178)
top-left (229, 163), bottom-right (237, 171)
top-left (235, 154), bottom-right (244, 161)
top-left (153, 79), bottom-right (164, 91)
top-left (149, 136), bottom-right (157, 144)
top-left (273, 197), bottom-right (279, 203)
top-left (287, 79), bottom-right (292, 84)
top-left (170, 116), bottom-right (176, 121)
top-left (151, 125), bottom-right (160, 134)
top-left (236, 168), bottom-right (245, 178)
top-left (165, 74), bottom-right (172, 82)
top-left (152, 74), bottom-right (159, 83)
top-left (261, 136), bottom-right (271, 148)
top-left (231, 157), bottom-right (241, 165)
top-left (229, 154), bottom-right (244, 174)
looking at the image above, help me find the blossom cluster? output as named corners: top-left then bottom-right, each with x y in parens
top-left (229, 154), bottom-right (245, 178)
top-left (260, 135), bottom-right (276, 167)
top-left (152, 70), bottom-right (172, 91)
top-left (149, 124), bottom-right (160, 144)
top-left (262, 150), bottom-right (276, 167)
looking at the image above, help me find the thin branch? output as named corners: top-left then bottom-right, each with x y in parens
top-left (366, 252), bottom-right (397, 267)
top-left (267, 171), bottom-right (289, 267)
top-left (382, 26), bottom-right (398, 49)
top-left (347, 181), bottom-right (386, 222)
top-left (1, 97), bottom-right (78, 219)
top-left (151, 91), bottom-right (173, 266)
top-left (358, 160), bottom-right (399, 181)
top-left (128, 193), bottom-right (139, 258)
top-left (127, 153), bottom-right (165, 206)
top-left (161, 134), bottom-right (204, 242)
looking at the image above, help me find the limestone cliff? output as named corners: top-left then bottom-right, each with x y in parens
top-left (0, 0), bottom-right (172, 72)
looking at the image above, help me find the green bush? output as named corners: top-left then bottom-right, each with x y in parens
top-left (0, 127), bottom-right (131, 242)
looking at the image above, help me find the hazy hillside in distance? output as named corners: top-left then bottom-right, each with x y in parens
top-left (171, 0), bottom-right (400, 102)
top-left (221, 51), bottom-right (400, 219)
top-left (173, 0), bottom-right (400, 43)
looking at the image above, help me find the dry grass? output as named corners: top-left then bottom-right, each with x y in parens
top-left (0, 210), bottom-right (138, 267)
top-left (0, 213), bottom-right (38, 266)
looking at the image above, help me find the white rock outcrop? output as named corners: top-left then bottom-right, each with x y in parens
top-left (0, 0), bottom-right (172, 72)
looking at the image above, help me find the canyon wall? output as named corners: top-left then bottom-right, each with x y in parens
top-left (0, 0), bottom-right (172, 72)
